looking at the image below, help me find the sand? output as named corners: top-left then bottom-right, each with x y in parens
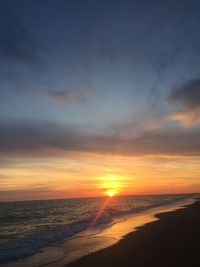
top-left (66, 199), bottom-right (200, 267)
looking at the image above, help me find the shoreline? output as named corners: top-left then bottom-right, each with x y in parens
top-left (45, 197), bottom-right (196, 267)
top-left (65, 198), bottom-right (200, 267)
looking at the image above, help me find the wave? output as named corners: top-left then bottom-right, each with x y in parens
top-left (0, 213), bottom-right (113, 263)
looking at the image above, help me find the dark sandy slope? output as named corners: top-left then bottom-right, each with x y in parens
top-left (66, 200), bottom-right (200, 267)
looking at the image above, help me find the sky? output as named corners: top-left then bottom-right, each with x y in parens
top-left (0, 0), bottom-right (200, 201)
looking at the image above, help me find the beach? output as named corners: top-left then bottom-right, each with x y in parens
top-left (2, 195), bottom-right (195, 267)
top-left (66, 199), bottom-right (200, 267)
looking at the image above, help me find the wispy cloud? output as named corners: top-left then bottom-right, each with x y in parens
top-left (47, 88), bottom-right (94, 105)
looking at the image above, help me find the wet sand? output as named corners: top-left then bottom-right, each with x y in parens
top-left (66, 199), bottom-right (200, 267)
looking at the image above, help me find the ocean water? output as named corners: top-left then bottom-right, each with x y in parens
top-left (0, 194), bottom-right (196, 266)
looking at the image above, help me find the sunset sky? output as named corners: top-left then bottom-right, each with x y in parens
top-left (0, 0), bottom-right (200, 201)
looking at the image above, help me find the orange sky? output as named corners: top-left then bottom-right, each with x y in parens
top-left (1, 152), bottom-right (199, 201)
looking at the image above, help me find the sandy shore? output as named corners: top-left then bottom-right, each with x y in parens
top-left (66, 199), bottom-right (200, 267)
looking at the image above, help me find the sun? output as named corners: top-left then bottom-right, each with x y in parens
top-left (107, 191), bottom-right (114, 197)
top-left (105, 188), bottom-right (118, 198)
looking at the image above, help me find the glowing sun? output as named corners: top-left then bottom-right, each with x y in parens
top-left (107, 191), bottom-right (114, 197)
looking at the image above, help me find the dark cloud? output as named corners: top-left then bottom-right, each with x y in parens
top-left (0, 121), bottom-right (83, 155)
top-left (0, 188), bottom-right (63, 202)
top-left (0, 121), bottom-right (199, 157)
top-left (169, 79), bottom-right (200, 108)
top-left (169, 79), bottom-right (200, 124)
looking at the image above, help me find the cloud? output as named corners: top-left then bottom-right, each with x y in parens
top-left (0, 121), bottom-right (83, 155)
top-left (47, 88), bottom-right (94, 105)
top-left (150, 46), bottom-right (183, 103)
top-left (168, 79), bottom-right (200, 125)
top-left (0, 121), bottom-right (199, 157)
top-left (0, 188), bottom-right (64, 202)
top-left (47, 89), bottom-right (90, 105)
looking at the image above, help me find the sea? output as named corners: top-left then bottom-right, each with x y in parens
top-left (0, 194), bottom-right (197, 267)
